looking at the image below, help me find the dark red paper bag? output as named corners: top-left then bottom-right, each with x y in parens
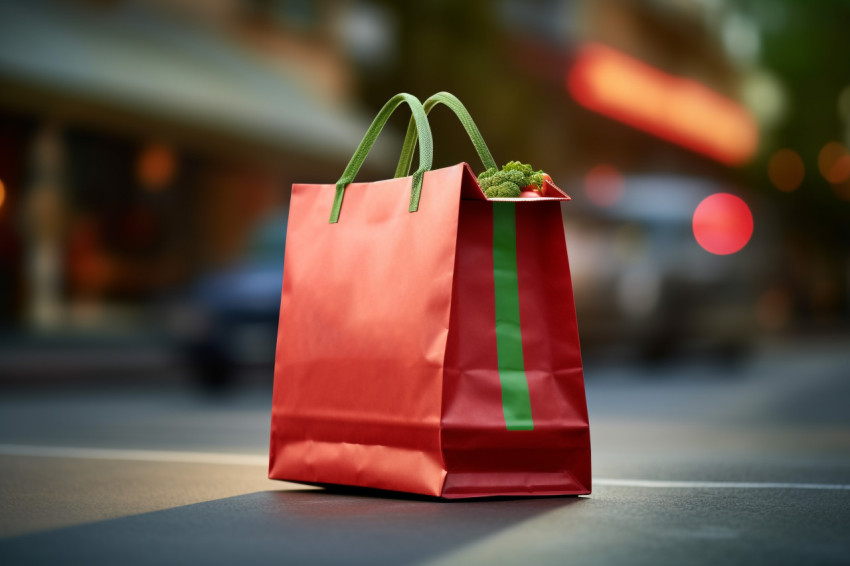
top-left (269, 92), bottom-right (590, 498)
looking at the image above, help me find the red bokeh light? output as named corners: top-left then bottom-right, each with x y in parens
top-left (692, 193), bottom-right (753, 255)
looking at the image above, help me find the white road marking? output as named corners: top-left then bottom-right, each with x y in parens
top-left (1, 444), bottom-right (848, 491)
top-left (0, 444), bottom-right (267, 467)
top-left (593, 478), bottom-right (850, 491)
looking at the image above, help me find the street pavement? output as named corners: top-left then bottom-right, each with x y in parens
top-left (0, 337), bottom-right (849, 565)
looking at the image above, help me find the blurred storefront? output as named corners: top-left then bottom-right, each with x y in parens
top-left (0, 0), bottom-right (375, 334)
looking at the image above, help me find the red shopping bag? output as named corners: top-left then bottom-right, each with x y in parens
top-left (269, 92), bottom-right (590, 498)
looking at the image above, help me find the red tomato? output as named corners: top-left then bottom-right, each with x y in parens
top-left (520, 172), bottom-right (551, 197)
top-left (519, 189), bottom-right (542, 198)
top-left (535, 173), bottom-right (553, 197)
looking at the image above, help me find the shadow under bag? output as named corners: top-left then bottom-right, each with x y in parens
top-left (269, 92), bottom-right (591, 498)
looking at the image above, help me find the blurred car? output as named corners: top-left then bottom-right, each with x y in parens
top-left (564, 175), bottom-right (770, 364)
top-left (171, 210), bottom-right (287, 389)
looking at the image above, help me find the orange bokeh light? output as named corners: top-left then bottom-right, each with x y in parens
top-left (0, 177), bottom-right (5, 210)
top-left (767, 148), bottom-right (804, 192)
top-left (831, 180), bottom-right (850, 201)
top-left (818, 141), bottom-right (850, 184)
top-left (568, 43), bottom-right (758, 166)
top-left (828, 155), bottom-right (850, 184)
top-left (137, 143), bottom-right (177, 191)
top-left (692, 193), bottom-right (753, 255)
top-left (584, 164), bottom-right (624, 207)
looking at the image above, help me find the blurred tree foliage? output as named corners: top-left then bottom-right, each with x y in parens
top-left (736, 0), bottom-right (850, 232)
top-left (354, 0), bottom-right (557, 174)
top-left (732, 0), bottom-right (850, 318)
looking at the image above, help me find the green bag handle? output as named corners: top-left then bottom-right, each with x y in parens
top-left (394, 92), bottom-right (497, 178)
top-left (330, 93), bottom-right (433, 223)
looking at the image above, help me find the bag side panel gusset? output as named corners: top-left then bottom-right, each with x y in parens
top-left (440, 199), bottom-right (591, 497)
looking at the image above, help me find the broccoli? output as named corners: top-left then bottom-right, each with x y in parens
top-left (478, 161), bottom-right (545, 199)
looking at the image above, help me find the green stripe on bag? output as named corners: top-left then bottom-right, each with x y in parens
top-left (492, 203), bottom-right (534, 431)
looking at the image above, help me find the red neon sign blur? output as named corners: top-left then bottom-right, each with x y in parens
top-left (568, 43), bottom-right (758, 165)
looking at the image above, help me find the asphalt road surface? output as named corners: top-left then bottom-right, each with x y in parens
top-left (1, 338), bottom-right (849, 565)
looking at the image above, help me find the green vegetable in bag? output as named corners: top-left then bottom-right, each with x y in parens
top-left (478, 161), bottom-right (545, 199)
